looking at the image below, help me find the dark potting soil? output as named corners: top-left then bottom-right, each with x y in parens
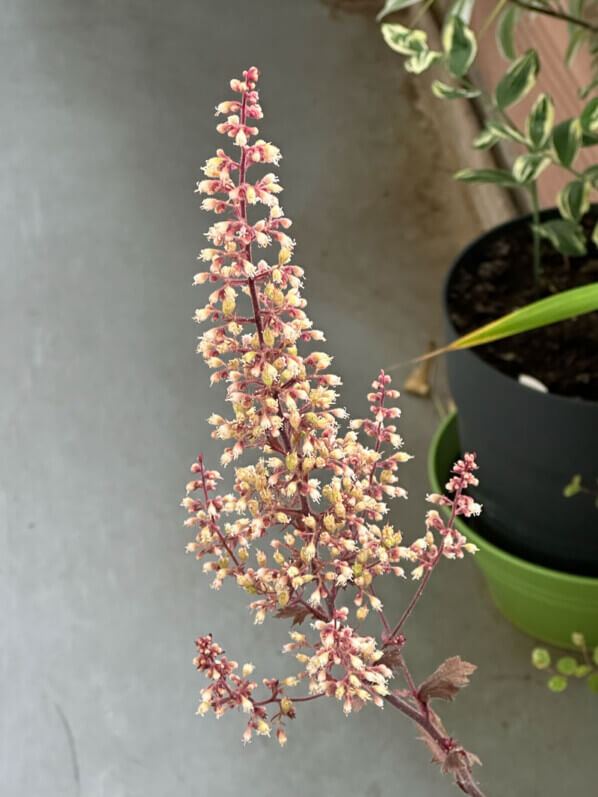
top-left (447, 212), bottom-right (598, 401)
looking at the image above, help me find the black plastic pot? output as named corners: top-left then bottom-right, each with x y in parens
top-left (444, 211), bottom-right (598, 577)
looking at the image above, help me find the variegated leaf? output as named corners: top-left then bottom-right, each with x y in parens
top-left (557, 179), bottom-right (591, 222)
top-left (442, 15), bottom-right (477, 78)
top-left (580, 96), bottom-right (598, 134)
top-left (454, 167), bottom-right (520, 187)
top-left (512, 153), bottom-right (551, 184)
top-left (495, 49), bottom-right (539, 109)
top-left (377, 0), bottom-right (422, 21)
top-left (497, 5), bottom-right (519, 60)
top-left (552, 118), bottom-right (582, 167)
top-left (526, 93), bottom-right (555, 149)
top-left (534, 218), bottom-right (587, 256)
top-left (431, 80), bottom-right (481, 99)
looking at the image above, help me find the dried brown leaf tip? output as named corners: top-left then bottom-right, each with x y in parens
top-left (417, 656), bottom-right (477, 703)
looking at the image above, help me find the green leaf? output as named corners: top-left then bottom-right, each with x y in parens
top-left (473, 128), bottom-right (502, 149)
top-left (442, 282), bottom-right (598, 351)
top-left (526, 93), bottom-right (555, 149)
top-left (377, 0), bottom-right (422, 21)
top-left (381, 23), bottom-right (421, 55)
top-left (431, 80), bottom-right (481, 100)
top-left (588, 673), bottom-right (598, 693)
top-left (582, 164), bottom-right (598, 187)
top-left (563, 474), bottom-right (583, 497)
top-left (496, 49), bottom-right (540, 109)
top-left (442, 16), bottom-right (477, 78)
top-left (497, 6), bottom-right (519, 60)
top-left (548, 675), bottom-right (568, 692)
top-left (557, 180), bottom-right (591, 222)
top-left (582, 130), bottom-right (598, 147)
top-left (454, 167), bottom-right (520, 187)
top-left (512, 153), bottom-right (551, 184)
top-left (532, 648), bottom-right (551, 670)
top-left (405, 49), bottom-right (442, 73)
top-left (486, 121), bottom-right (528, 145)
top-left (534, 219), bottom-right (587, 256)
top-left (580, 97), bottom-right (598, 134)
top-left (552, 118), bottom-right (582, 167)
top-left (575, 664), bottom-right (592, 678)
top-left (593, 646), bottom-right (598, 666)
top-left (557, 656), bottom-right (577, 676)
top-left (565, 27), bottom-right (586, 67)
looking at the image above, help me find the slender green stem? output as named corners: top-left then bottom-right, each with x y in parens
top-left (508, 0), bottom-right (598, 34)
top-left (530, 182), bottom-right (542, 281)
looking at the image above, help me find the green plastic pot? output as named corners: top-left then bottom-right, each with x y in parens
top-left (428, 412), bottom-right (598, 649)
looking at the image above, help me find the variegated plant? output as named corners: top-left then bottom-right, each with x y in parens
top-left (379, 0), bottom-right (598, 278)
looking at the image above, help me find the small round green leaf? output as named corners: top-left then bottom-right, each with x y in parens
top-left (534, 219), bottom-right (587, 257)
top-left (557, 180), bottom-right (591, 222)
top-left (563, 475), bottom-right (583, 498)
top-left (532, 648), bottom-right (551, 670)
top-left (547, 675), bottom-right (568, 692)
top-left (496, 49), bottom-right (540, 109)
top-left (588, 673), bottom-right (598, 693)
top-left (552, 118), bottom-right (582, 168)
top-left (526, 93), bottom-right (555, 150)
top-left (580, 97), bottom-right (598, 134)
top-left (557, 656), bottom-right (577, 676)
top-left (575, 664), bottom-right (592, 678)
top-left (571, 631), bottom-right (586, 647)
top-left (442, 16), bottom-right (477, 78)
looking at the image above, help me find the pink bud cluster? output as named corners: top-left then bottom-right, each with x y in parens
top-left (183, 68), bottom-right (481, 751)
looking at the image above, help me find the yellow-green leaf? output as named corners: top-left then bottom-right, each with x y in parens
top-left (496, 49), bottom-right (539, 109)
top-left (439, 283), bottom-right (598, 352)
top-left (442, 16), bottom-right (477, 78)
top-left (526, 93), bottom-right (555, 149)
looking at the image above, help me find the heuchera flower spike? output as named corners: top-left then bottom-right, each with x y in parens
top-left (182, 68), bottom-right (486, 797)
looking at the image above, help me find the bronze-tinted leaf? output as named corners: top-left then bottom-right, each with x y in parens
top-left (417, 656), bottom-right (477, 703)
top-left (275, 604), bottom-right (312, 626)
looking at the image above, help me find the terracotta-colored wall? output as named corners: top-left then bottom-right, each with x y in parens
top-left (470, 2), bottom-right (595, 207)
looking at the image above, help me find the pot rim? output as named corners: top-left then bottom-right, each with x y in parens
top-left (428, 410), bottom-right (598, 588)
top-left (443, 207), bottom-right (598, 408)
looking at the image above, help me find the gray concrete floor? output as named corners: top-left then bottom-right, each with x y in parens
top-left (1, 1), bottom-right (594, 795)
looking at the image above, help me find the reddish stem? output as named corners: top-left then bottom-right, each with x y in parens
top-left (385, 694), bottom-right (486, 797)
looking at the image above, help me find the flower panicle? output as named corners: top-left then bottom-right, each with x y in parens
top-left (183, 70), bottom-right (482, 749)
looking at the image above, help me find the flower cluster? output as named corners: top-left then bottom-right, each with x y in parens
top-left (182, 69), bottom-right (483, 795)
